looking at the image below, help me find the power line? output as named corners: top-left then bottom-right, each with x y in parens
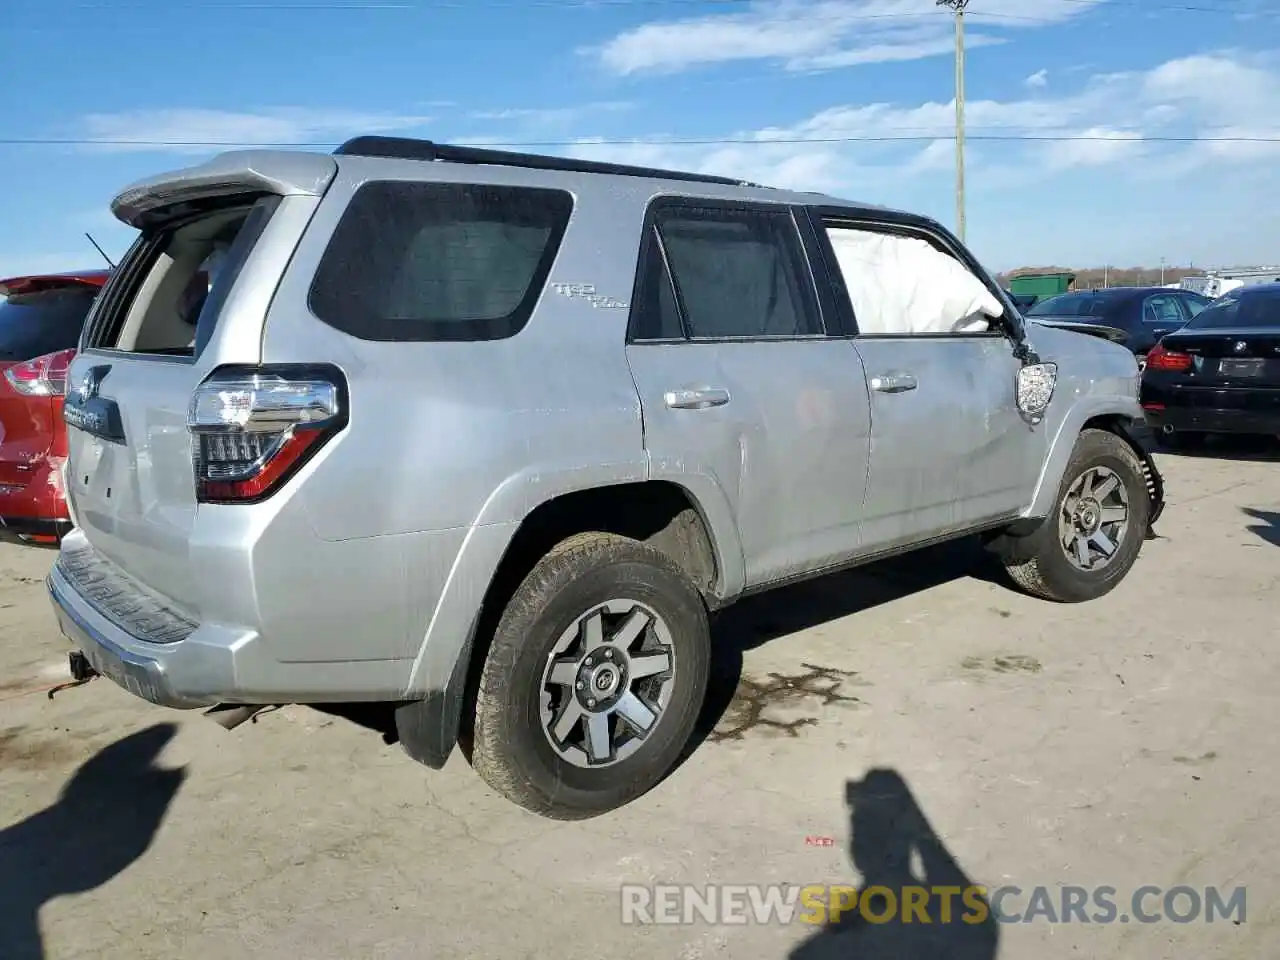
top-left (2, 133), bottom-right (1278, 148)
top-left (11, 0), bottom-right (1272, 12)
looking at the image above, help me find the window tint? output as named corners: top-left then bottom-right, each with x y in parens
top-left (653, 206), bottom-right (820, 339)
top-left (630, 227), bottom-right (684, 341)
top-left (309, 181), bottom-right (573, 342)
top-left (0, 285), bottom-right (99, 362)
top-left (1026, 292), bottom-right (1121, 318)
top-left (1178, 292), bottom-right (1210, 318)
top-left (1143, 294), bottom-right (1183, 324)
top-left (1185, 290), bottom-right (1280, 330)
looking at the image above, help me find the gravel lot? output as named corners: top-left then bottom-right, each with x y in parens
top-left (2, 440), bottom-right (1277, 960)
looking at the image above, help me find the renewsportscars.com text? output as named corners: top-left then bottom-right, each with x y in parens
top-left (620, 884), bottom-right (1246, 926)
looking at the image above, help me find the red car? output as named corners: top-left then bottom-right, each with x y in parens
top-left (0, 269), bottom-right (110, 544)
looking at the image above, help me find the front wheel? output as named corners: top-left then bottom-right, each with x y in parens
top-left (991, 429), bottom-right (1150, 603)
top-left (471, 532), bottom-right (710, 819)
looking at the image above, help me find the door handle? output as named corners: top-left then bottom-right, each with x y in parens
top-left (869, 374), bottom-right (918, 393)
top-left (664, 387), bottom-right (731, 410)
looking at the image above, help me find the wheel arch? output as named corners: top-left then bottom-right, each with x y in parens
top-left (1026, 396), bottom-right (1163, 524)
top-left (396, 476), bottom-right (743, 770)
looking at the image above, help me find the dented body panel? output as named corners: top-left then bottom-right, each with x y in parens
top-left (48, 144), bottom-right (1159, 771)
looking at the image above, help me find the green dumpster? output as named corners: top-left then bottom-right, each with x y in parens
top-left (1008, 272), bottom-right (1075, 306)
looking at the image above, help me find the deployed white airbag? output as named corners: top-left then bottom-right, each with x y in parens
top-left (825, 227), bottom-right (1004, 335)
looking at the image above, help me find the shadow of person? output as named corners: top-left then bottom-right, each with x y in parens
top-left (0, 723), bottom-right (186, 960)
top-left (790, 769), bottom-right (999, 960)
top-left (1242, 507), bottom-right (1280, 547)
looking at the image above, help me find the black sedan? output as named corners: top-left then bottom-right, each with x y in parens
top-left (1024, 287), bottom-right (1213, 369)
top-left (1140, 283), bottom-right (1280, 446)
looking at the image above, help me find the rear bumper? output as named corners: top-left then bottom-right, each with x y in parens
top-left (48, 568), bottom-right (209, 711)
top-left (0, 454), bottom-right (70, 536)
top-left (47, 531), bottom-right (414, 707)
top-left (2, 517), bottom-right (73, 545)
top-left (1143, 404), bottom-right (1280, 435)
top-left (1141, 381), bottom-right (1280, 435)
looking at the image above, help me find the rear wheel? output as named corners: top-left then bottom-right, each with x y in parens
top-left (471, 532), bottom-right (710, 819)
top-left (991, 429), bottom-right (1150, 603)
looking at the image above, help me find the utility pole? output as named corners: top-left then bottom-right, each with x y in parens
top-left (937, 0), bottom-right (970, 241)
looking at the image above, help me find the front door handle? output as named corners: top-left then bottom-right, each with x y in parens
top-left (664, 387), bottom-right (731, 410)
top-left (869, 374), bottom-right (918, 393)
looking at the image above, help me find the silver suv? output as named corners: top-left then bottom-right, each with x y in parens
top-left (48, 137), bottom-right (1165, 819)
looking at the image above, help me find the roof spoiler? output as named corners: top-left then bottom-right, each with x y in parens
top-left (0, 272), bottom-right (110, 298)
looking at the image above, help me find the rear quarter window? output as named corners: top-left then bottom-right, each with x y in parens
top-left (308, 181), bottom-right (574, 342)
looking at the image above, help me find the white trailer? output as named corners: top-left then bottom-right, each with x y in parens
top-left (1181, 268), bottom-right (1280, 298)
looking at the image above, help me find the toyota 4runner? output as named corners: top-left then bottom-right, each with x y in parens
top-left (48, 137), bottom-right (1165, 819)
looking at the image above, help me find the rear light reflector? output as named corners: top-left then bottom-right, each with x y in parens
top-left (4, 348), bottom-right (75, 396)
top-left (188, 365), bottom-right (347, 504)
top-left (1145, 343), bottom-right (1193, 372)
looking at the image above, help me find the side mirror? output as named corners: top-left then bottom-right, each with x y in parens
top-left (1016, 362), bottom-right (1058, 424)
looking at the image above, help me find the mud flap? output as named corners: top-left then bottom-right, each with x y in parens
top-left (1114, 418), bottom-right (1166, 537)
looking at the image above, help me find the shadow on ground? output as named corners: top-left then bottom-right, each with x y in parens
top-left (1242, 507), bottom-right (1280, 547)
top-left (315, 537), bottom-right (1006, 765)
top-left (790, 768), bottom-right (999, 960)
top-left (690, 537), bottom-right (1003, 750)
top-left (1156, 434), bottom-right (1280, 463)
top-left (0, 723), bottom-right (186, 960)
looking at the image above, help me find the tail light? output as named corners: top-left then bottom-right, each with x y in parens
top-left (4, 348), bottom-right (75, 396)
top-left (188, 365), bottom-right (347, 504)
top-left (1145, 342), bottom-right (1193, 373)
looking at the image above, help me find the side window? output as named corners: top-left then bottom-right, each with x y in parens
top-left (821, 223), bottom-right (1004, 336)
top-left (309, 181), bottom-right (573, 342)
top-left (1178, 293), bottom-right (1210, 319)
top-left (652, 205), bottom-right (822, 340)
top-left (1143, 294), bottom-right (1183, 324)
top-left (629, 226), bottom-right (685, 341)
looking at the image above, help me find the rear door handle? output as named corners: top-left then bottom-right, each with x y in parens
top-left (664, 387), bottom-right (731, 410)
top-left (869, 374), bottom-right (918, 393)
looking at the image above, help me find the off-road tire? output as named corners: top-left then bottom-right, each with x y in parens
top-left (471, 532), bottom-right (710, 819)
top-left (991, 429), bottom-right (1150, 603)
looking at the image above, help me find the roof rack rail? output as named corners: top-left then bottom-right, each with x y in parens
top-left (332, 136), bottom-right (758, 188)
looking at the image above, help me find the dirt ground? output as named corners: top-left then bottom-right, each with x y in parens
top-left (1, 439), bottom-right (1277, 959)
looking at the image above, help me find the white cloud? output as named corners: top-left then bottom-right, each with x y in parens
top-left (570, 51), bottom-right (1279, 182)
top-left (77, 107), bottom-right (433, 154)
top-left (468, 101), bottom-right (634, 125)
top-left (589, 0), bottom-right (1087, 75)
top-left (1025, 68), bottom-right (1048, 88)
top-left (560, 51), bottom-right (1279, 267)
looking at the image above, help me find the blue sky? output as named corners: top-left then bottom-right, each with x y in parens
top-left (4, 0), bottom-right (1279, 277)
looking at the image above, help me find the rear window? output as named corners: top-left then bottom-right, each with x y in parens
top-left (308, 181), bottom-right (574, 342)
top-left (0, 285), bottom-right (99, 362)
top-left (1025, 292), bottom-right (1121, 318)
top-left (1185, 289), bottom-right (1280, 330)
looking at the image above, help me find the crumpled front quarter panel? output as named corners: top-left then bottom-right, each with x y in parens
top-left (1023, 323), bottom-right (1145, 519)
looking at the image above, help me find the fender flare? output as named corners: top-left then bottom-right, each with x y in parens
top-left (395, 464), bottom-right (746, 769)
top-left (1026, 397), bottom-right (1165, 534)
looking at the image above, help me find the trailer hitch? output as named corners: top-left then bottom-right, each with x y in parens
top-left (47, 651), bottom-right (98, 699)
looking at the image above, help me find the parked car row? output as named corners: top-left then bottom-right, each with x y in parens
top-left (1023, 286), bottom-right (1214, 370)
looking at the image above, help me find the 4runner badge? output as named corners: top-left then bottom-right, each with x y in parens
top-left (549, 282), bottom-right (628, 310)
